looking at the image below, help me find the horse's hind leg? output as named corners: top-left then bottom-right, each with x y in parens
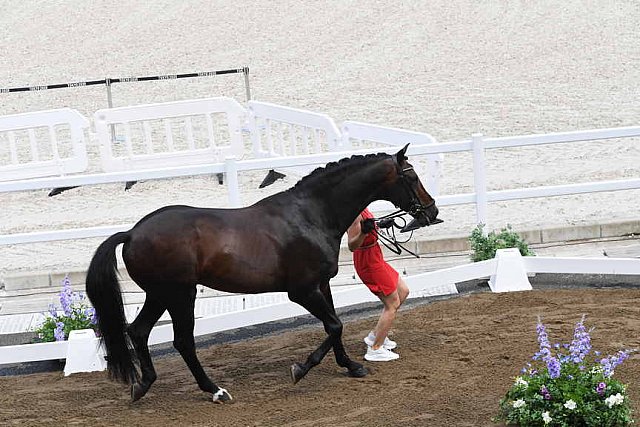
top-left (166, 285), bottom-right (233, 403)
top-left (127, 295), bottom-right (165, 402)
top-left (288, 287), bottom-right (367, 384)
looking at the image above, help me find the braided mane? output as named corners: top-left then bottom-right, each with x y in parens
top-left (290, 152), bottom-right (391, 191)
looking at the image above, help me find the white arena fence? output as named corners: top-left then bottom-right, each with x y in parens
top-left (2, 97), bottom-right (640, 246)
top-left (1, 249), bottom-right (639, 373)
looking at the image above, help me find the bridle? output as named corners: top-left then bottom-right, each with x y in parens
top-left (395, 164), bottom-right (436, 223)
top-left (367, 158), bottom-right (436, 258)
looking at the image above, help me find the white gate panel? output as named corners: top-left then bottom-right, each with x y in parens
top-left (95, 97), bottom-right (246, 172)
top-left (247, 101), bottom-right (344, 176)
top-left (0, 108), bottom-right (89, 181)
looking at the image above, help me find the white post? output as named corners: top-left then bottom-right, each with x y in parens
top-left (471, 133), bottom-right (488, 231)
top-left (63, 329), bottom-right (107, 376)
top-left (243, 67), bottom-right (251, 101)
top-left (488, 248), bottom-right (533, 293)
top-left (225, 156), bottom-right (242, 207)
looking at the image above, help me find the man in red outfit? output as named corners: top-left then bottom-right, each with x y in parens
top-left (346, 208), bottom-right (409, 362)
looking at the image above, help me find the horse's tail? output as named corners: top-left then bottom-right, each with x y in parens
top-left (85, 231), bottom-right (138, 384)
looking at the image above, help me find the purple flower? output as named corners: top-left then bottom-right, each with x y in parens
top-left (596, 382), bottom-right (607, 396)
top-left (47, 303), bottom-right (57, 318)
top-left (86, 307), bottom-right (98, 326)
top-left (540, 385), bottom-right (552, 400)
top-left (537, 319), bottom-right (561, 378)
top-left (546, 356), bottom-right (561, 379)
top-left (569, 315), bottom-right (591, 363)
top-left (59, 275), bottom-right (74, 317)
top-left (54, 321), bottom-right (65, 341)
top-left (536, 319), bottom-right (552, 357)
top-left (601, 350), bottom-right (631, 378)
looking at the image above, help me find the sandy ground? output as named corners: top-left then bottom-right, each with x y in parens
top-left (1, 4), bottom-right (640, 425)
top-left (1, 1), bottom-right (640, 275)
top-left (1, 287), bottom-right (640, 426)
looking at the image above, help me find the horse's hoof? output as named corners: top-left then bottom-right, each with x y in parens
top-left (130, 383), bottom-right (147, 402)
top-left (348, 365), bottom-right (369, 378)
top-left (212, 388), bottom-right (233, 404)
top-left (290, 363), bottom-right (306, 384)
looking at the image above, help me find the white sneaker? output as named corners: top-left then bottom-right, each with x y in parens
top-left (364, 333), bottom-right (397, 350)
top-left (364, 346), bottom-right (400, 362)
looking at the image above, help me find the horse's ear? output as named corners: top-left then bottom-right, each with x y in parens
top-left (396, 143), bottom-right (409, 163)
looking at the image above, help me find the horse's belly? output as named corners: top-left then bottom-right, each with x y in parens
top-left (197, 272), bottom-right (286, 294)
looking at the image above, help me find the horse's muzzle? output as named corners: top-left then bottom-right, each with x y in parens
top-left (400, 205), bottom-right (442, 232)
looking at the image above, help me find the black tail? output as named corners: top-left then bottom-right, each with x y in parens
top-left (85, 231), bottom-right (138, 384)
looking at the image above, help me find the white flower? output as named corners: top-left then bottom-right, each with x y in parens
top-left (542, 411), bottom-right (552, 424)
top-left (564, 399), bottom-right (577, 410)
top-left (514, 377), bottom-right (528, 387)
top-left (512, 399), bottom-right (526, 408)
top-left (605, 393), bottom-right (624, 408)
top-left (590, 366), bottom-right (603, 374)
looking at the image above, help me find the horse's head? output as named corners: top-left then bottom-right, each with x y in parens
top-left (383, 144), bottom-right (439, 228)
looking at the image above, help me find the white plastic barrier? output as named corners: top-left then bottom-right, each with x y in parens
top-left (248, 101), bottom-right (343, 157)
top-left (94, 97), bottom-right (246, 172)
top-left (247, 100), bottom-right (344, 177)
top-left (0, 108), bottom-right (89, 181)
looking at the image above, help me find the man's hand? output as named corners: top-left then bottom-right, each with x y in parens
top-left (360, 218), bottom-right (375, 234)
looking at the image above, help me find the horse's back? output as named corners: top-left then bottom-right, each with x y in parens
top-left (122, 205), bottom-right (290, 293)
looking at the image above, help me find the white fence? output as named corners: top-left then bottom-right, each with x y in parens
top-left (1, 249), bottom-right (639, 371)
top-left (2, 97), bottom-right (640, 246)
top-left (95, 97), bottom-right (246, 172)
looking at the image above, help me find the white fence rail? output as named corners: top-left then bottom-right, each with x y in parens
top-left (2, 250), bottom-right (639, 370)
top-left (1, 98), bottom-right (639, 247)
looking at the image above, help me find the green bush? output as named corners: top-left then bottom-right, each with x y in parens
top-left (469, 224), bottom-right (535, 262)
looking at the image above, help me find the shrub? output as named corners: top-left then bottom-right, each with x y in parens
top-left (494, 316), bottom-right (634, 426)
top-left (469, 224), bottom-right (534, 262)
top-left (33, 274), bottom-right (99, 342)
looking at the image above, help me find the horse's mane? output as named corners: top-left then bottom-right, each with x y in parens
top-left (289, 152), bottom-right (390, 192)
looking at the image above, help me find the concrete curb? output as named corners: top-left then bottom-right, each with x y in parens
top-left (2, 219), bottom-right (639, 292)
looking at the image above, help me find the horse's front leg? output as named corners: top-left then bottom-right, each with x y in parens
top-left (288, 287), bottom-right (368, 384)
top-left (319, 281), bottom-right (367, 377)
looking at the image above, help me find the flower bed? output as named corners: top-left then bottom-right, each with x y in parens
top-left (495, 316), bottom-right (634, 426)
top-left (33, 275), bottom-right (99, 342)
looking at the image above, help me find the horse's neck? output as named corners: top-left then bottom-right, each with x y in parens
top-left (300, 163), bottom-right (387, 236)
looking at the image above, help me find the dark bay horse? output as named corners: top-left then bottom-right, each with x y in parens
top-left (85, 144), bottom-right (439, 403)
